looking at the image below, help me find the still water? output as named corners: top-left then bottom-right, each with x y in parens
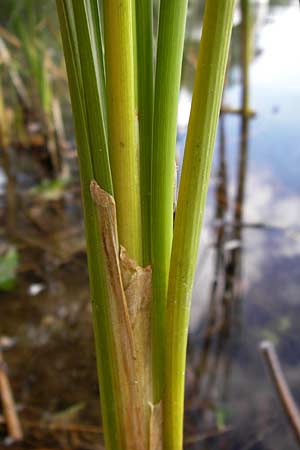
top-left (0, 1), bottom-right (299, 449)
top-left (185, 1), bottom-right (300, 449)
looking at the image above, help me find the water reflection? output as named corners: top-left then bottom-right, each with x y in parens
top-left (186, 1), bottom-right (300, 448)
top-left (189, 0), bottom-right (300, 322)
top-left (186, 0), bottom-right (253, 436)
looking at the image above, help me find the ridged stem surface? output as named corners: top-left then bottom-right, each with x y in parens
top-left (135, 0), bottom-right (154, 265)
top-left (164, 1), bottom-right (235, 448)
top-left (151, 0), bottom-right (188, 402)
top-left (103, 0), bottom-right (142, 264)
top-left (56, 2), bottom-right (124, 449)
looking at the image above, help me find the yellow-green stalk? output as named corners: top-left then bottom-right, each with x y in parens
top-left (57, 1), bottom-right (154, 449)
top-left (56, 2), bottom-right (132, 449)
top-left (102, 0), bottom-right (142, 264)
top-left (151, 0), bottom-right (188, 402)
top-left (164, 1), bottom-right (235, 449)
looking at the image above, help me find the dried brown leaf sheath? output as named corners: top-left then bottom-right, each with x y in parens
top-left (149, 402), bottom-right (163, 450)
top-left (90, 181), bottom-right (160, 449)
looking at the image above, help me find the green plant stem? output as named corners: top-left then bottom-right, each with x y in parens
top-left (71, 0), bottom-right (111, 191)
top-left (131, 0), bottom-right (138, 112)
top-left (135, 0), bottom-right (154, 265)
top-left (56, 3), bottom-right (122, 449)
top-left (164, 1), bottom-right (235, 449)
top-left (102, 0), bottom-right (142, 264)
top-left (85, 0), bottom-right (107, 131)
top-left (151, 0), bottom-right (188, 403)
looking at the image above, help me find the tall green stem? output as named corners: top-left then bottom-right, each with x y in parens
top-left (135, 0), bottom-right (154, 265)
top-left (102, 0), bottom-right (142, 264)
top-left (164, 1), bottom-right (235, 449)
top-left (70, 0), bottom-right (112, 192)
top-left (86, 0), bottom-right (108, 131)
top-left (151, 0), bottom-right (188, 402)
top-left (55, 3), bottom-right (121, 450)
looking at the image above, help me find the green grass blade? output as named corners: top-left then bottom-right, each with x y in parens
top-left (71, 0), bottom-right (112, 193)
top-left (56, 3), bottom-right (121, 449)
top-left (164, 1), bottom-right (235, 448)
top-left (102, 0), bottom-right (142, 263)
top-left (131, 0), bottom-right (138, 112)
top-left (85, 0), bottom-right (108, 131)
top-left (151, 0), bottom-right (188, 402)
top-left (135, 0), bottom-right (154, 266)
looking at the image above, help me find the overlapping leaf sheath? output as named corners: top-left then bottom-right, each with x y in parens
top-left (91, 181), bottom-right (160, 450)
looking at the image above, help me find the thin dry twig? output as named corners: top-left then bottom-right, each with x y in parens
top-left (0, 350), bottom-right (23, 441)
top-left (220, 105), bottom-right (256, 117)
top-left (0, 26), bottom-right (21, 48)
top-left (260, 340), bottom-right (300, 446)
top-left (23, 420), bottom-right (102, 434)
